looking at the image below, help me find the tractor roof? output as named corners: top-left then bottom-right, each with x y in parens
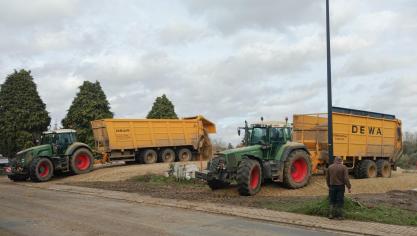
top-left (43, 129), bottom-right (76, 134)
top-left (251, 121), bottom-right (290, 128)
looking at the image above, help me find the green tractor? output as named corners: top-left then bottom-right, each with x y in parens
top-left (196, 120), bottom-right (312, 196)
top-left (4, 129), bottom-right (94, 182)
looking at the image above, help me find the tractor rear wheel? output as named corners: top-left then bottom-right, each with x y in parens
top-left (7, 174), bottom-right (28, 182)
top-left (358, 160), bottom-right (377, 178)
top-left (140, 149), bottom-right (158, 164)
top-left (159, 148), bottom-right (176, 163)
top-left (70, 148), bottom-right (94, 174)
top-left (237, 159), bottom-right (262, 196)
top-left (376, 160), bottom-right (391, 177)
top-left (283, 150), bottom-right (312, 189)
top-left (29, 157), bottom-right (54, 182)
top-left (177, 148), bottom-right (192, 162)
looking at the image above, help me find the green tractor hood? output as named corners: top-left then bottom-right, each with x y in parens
top-left (221, 145), bottom-right (262, 157)
top-left (15, 144), bottom-right (52, 164)
top-left (216, 145), bottom-right (264, 169)
top-left (17, 144), bottom-right (51, 156)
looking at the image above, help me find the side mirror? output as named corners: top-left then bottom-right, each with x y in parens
top-left (238, 129), bottom-right (241, 136)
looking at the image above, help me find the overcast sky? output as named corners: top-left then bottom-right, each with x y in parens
top-left (1, 0), bottom-right (416, 145)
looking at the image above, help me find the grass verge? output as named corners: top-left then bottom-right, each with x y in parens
top-left (255, 197), bottom-right (417, 226)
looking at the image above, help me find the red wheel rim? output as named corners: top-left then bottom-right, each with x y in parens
top-left (291, 158), bottom-right (308, 182)
top-left (75, 154), bottom-right (90, 171)
top-left (250, 165), bottom-right (260, 190)
top-left (38, 161), bottom-right (50, 177)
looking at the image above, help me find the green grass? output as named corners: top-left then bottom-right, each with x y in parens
top-left (256, 197), bottom-right (417, 226)
top-left (130, 174), bottom-right (207, 188)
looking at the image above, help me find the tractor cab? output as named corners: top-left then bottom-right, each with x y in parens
top-left (41, 129), bottom-right (77, 155)
top-left (238, 120), bottom-right (292, 159)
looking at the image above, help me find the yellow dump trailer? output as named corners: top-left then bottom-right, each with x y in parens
top-left (293, 107), bottom-right (402, 178)
top-left (91, 115), bottom-right (216, 164)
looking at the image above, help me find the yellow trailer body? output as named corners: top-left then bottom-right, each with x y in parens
top-left (91, 115), bottom-right (216, 162)
top-left (293, 107), bottom-right (402, 174)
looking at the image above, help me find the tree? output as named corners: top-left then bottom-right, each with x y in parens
top-left (0, 69), bottom-right (51, 156)
top-left (212, 139), bottom-right (227, 153)
top-left (146, 94), bottom-right (178, 119)
top-left (227, 143), bottom-right (234, 149)
top-left (62, 81), bottom-right (113, 147)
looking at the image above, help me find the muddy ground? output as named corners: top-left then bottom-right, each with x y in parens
top-left (67, 176), bottom-right (417, 212)
top-left (54, 161), bottom-right (417, 196)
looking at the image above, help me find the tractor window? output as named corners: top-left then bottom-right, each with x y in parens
top-left (250, 127), bottom-right (267, 145)
top-left (41, 134), bottom-right (55, 145)
top-left (270, 128), bottom-right (283, 142)
top-left (57, 133), bottom-right (74, 146)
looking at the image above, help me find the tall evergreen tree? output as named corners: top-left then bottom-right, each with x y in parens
top-left (147, 94), bottom-right (178, 119)
top-left (62, 81), bottom-right (113, 147)
top-left (0, 69), bottom-right (51, 156)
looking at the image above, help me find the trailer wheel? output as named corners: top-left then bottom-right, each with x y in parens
top-left (358, 160), bottom-right (377, 178)
top-left (29, 157), bottom-right (54, 182)
top-left (237, 159), bottom-right (262, 196)
top-left (70, 148), bottom-right (94, 174)
top-left (7, 174), bottom-right (28, 182)
top-left (377, 160), bottom-right (391, 178)
top-left (141, 149), bottom-right (158, 164)
top-left (177, 148), bottom-right (192, 162)
top-left (283, 150), bottom-right (312, 189)
top-left (159, 148), bottom-right (176, 163)
top-left (353, 161), bottom-right (361, 178)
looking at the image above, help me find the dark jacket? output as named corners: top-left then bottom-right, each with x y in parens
top-left (326, 163), bottom-right (351, 189)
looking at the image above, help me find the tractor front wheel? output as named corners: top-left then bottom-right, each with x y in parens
top-left (29, 157), bottom-right (54, 182)
top-left (283, 150), bottom-right (312, 189)
top-left (70, 148), bottom-right (94, 174)
top-left (237, 159), bottom-right (262, 196)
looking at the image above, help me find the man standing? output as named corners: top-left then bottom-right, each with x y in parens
top-left (326, 157), bottom-right (351, 220)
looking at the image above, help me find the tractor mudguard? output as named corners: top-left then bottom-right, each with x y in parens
top-left (64, 142), bottom-right (92, 156)
top-left (280, 143), bottom-right (310, 163)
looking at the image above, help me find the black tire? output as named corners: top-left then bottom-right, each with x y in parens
top-left (134, 152), bottom-right (142, 164)
top-left (7, 174), bottom-right (28, 182)
top-left (208, 179), bottom-right (230, 190)
top-left (159, 148), bottom-right (176, 163)
top-left (283, 150), bottom-right (312, 189)
top-left (353, 161), bottom-right (361, 179)
top-left (177, 148), bottom-right (192, 162)
top-left (237, 159), bottom-right (262, 196)
top-left (29, 157), bottom-right (54, 182)
top-left (140, 149), bottom-right (158, 164)
top-left (376, 160), bottom-right (391, 178)
top-left (70, 148), bottom-right (94, 174)
top-left (358, 160), bottom-right (377, 178)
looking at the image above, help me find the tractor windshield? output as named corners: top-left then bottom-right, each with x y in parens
top-left (41, 133), bottom-right (56, 145)
top-left (250, 127), bottom-right (267, 145)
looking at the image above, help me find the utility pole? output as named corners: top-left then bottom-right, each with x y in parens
top-left (326, 0), bottom-right (334, 164)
